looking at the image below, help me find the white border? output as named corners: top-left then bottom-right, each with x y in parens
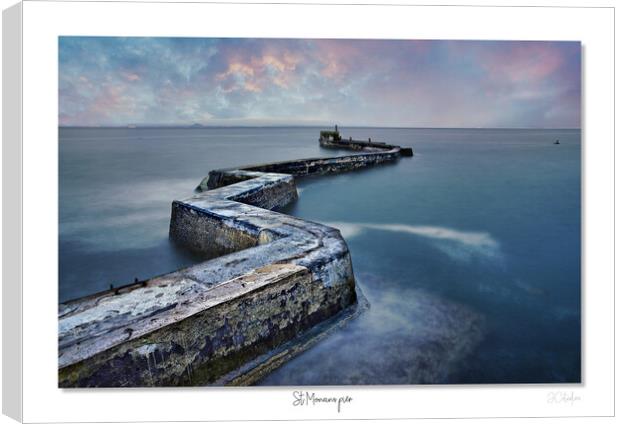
top-left (15, 1), bottom-right (614, 422)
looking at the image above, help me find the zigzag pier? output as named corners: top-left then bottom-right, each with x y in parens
top-left (58, 129), bottom-right (414, 387)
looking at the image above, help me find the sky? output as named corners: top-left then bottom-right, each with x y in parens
top-left (59, 37), bottom-right (581, 128)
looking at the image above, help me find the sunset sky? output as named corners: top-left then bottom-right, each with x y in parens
top-left (59, 37), bottom-right (581, 128)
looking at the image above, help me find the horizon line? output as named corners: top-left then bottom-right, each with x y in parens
top-left (58, 124), bottom-right (582, 131)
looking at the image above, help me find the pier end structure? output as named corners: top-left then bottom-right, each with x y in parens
top-left (319, 129), bottom-right (414, 157)
top-left (58, 134), bottom-right (413, 387)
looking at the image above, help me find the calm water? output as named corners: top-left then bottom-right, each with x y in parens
top-left (59, 127), bottom-right (581, 384)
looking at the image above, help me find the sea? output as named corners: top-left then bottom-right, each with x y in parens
top-left (59, 126), bottom-right (581, 384)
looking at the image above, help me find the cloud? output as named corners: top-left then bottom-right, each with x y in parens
top-left (59, 38), bottom-right (581, 128)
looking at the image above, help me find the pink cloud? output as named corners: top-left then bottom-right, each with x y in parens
top-left (216, 62), bottom-right (255, 80)
top-left (312, 40), bottom-right (364, 79)
top-left (480, 43), bottom-right (564, 83)
top-left (214, 48), bottom-right (304, 93)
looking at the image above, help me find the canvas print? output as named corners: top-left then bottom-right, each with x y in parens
top-left (58, 37), bottom-right (581, 387)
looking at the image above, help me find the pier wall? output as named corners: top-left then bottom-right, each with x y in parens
top-left (58, 138), bottom-right (412, 387)
top-left (201, 149), bottom-right (401, 191)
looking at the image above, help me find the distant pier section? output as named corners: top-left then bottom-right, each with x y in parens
top-left (58, 128), bottom-right (413, 387)
top-left (319, 126), bottom-right (414, 157)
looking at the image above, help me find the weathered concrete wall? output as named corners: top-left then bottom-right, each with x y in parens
top-left (58, 136), bottom-right (412, 387)
top-left (320, 137), bottom-right (414, 157)
top-left (60, 264), bottom-right (355, 387)
top-left (200, 139), bottom-right (412, 191)
top-left (169, 172), bottom-right (298, 256)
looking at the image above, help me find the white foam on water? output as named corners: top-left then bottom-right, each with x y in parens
top-left (323, 221), bottom-right (502, 262)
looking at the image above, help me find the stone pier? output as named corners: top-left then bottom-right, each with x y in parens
top-left (58, 134), bottom-right (413, 387)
